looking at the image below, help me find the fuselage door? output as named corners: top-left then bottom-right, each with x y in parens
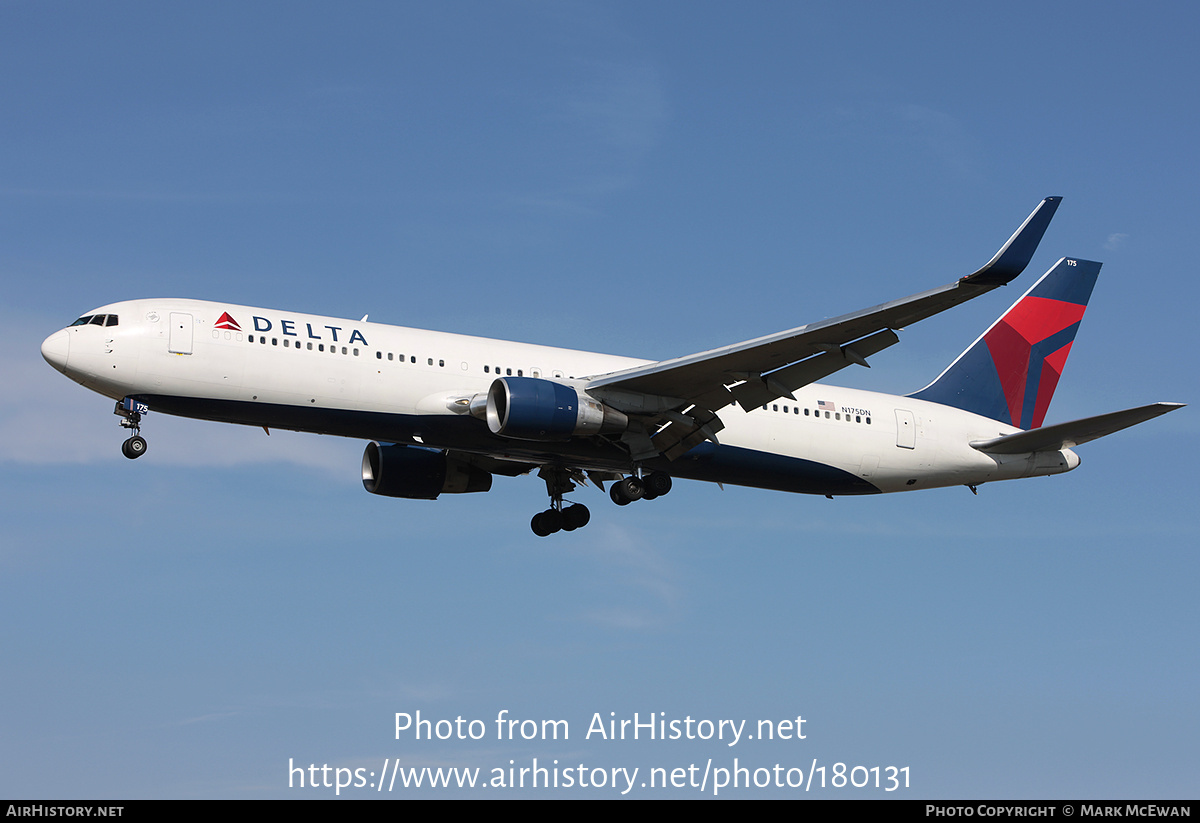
top-left (169, 312), bottom-right (194, 355)
top-left (895, 409), bottom-right (916, 449)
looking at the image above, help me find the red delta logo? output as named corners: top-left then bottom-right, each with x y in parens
top-left (215, 312), bottom-right (242, 331)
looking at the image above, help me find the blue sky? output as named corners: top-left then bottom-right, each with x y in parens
top-left (2, 1), bottom-right (1197, 798)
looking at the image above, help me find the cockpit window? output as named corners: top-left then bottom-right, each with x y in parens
top-left (70, 314), bottom-right (118, 327)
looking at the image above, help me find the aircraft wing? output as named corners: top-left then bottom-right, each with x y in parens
top-left (969, 402), bottom-right (1184, 454)
top-left (587, 198), bottom-right (1061, 421)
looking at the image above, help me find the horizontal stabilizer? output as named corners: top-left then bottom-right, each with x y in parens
top-left (970, 402), bottom-right (1184, 454)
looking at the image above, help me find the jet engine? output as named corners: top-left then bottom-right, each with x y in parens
top-left (484, 376), bottom-right (628, 441)
top-left (361, 442), bottom-right (492, 499)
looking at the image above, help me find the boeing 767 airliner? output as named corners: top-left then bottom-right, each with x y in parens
top-left (41, 198), bottom-right (1182, 535)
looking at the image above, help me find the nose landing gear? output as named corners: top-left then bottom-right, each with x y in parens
top-left (115, 398), bottom-right (149, 459)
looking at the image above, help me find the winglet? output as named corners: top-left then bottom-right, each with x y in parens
top-left (961, 197), bottom-right (1062, 287)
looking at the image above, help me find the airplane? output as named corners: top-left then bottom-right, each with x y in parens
top-left (40, 197), bottom-right (1182, 536)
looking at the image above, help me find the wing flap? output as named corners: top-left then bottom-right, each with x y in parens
top-left (970, 402), bottom-right (1184, 454)
top-left (729, 329), bottom-right (900, 409)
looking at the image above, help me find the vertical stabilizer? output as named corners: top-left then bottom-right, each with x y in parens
top-left (909, 257), bottom-right (1101, 429)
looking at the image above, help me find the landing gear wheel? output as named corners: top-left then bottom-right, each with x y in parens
top-left (610, 484), bottom-right (631, 506)
top-left (122, 436), bottom-right (147, 460)
top-left (645, 472), bottom-right (672, 497)
top-left (619, 476), bottom-right (644, 501)
top-left (531, 508), bottom-right (564, 537)
top-left (562, 504), bottom-right (590, 531)
top-left (533, 467), bottom-right (594, 536)
top-left (541, 508), bottom-right (562, 534)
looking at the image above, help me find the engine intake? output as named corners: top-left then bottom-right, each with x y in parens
top-left (485, 377), bottom-right (628, 441)
top-left (361, 442), bottom-right (492, 499)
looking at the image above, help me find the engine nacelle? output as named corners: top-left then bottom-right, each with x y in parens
top-left (361, 442), bottom-right (492, 499)
top-left (485, 377), bottom-right (628, 441)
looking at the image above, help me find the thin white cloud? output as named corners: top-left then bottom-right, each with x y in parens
top-left (1104, 232), bottom-right (1129, 251)
top-left (831, 102), bottom-right (979, 179)
top-left (0, 186), bottom-right (292, 204)
top-left (572, 521), bottom-right (684, 630)
top-left (500, 54), bottom-right (666, 218)
top-left (1, 322), bottom-right (359, 475)
top-left (899, 103), bottom-right (977, 178)
top-left (562, 58), bottom-right (667, 154)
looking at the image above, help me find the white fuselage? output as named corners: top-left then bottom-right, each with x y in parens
top-left (41, 298), bottom-right (1080, 495)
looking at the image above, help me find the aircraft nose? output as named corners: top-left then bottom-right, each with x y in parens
top-left (41, 329), bottom-right (70, 373)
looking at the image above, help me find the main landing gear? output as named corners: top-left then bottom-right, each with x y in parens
top-left (531, 467), bottom-right (591, 537)
top-left (115, 398), bottom-right (148, 460)
top-left (609, 471), bottom-right (672, 506)
top-left (530, 469), bottom-right (675, 536)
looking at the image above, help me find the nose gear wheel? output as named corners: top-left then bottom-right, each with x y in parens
top-left (115, 398), bottom-right (149, 459)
